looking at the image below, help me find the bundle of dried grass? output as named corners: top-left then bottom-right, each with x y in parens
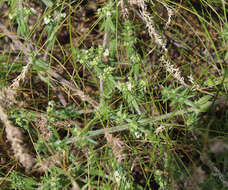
top-left (34, 153), bottom-right (62, 173)
top-left (105, 132), bottom-right (126, 163)
top-left (0, 104), bottom-right (36, 171)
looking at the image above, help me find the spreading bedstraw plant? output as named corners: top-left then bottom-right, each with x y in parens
top-left (7, 0), bottom-right (66, 49)
top-left (8, 0), bottom-right (33, 38)
top-left (1, 0), bottom-right (228, 189)
top-left (74, 4), bottom-right (147, 116)
top-left (161, 85), bottom-right (213, 127)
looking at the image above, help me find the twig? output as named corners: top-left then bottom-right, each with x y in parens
top-left (64, 125), bottom-right (129, 145)
top-left (65, 96), bottom-right (228, 144)
top-left (99, 29), bottom-right (109, 101)
top-left (0, 23), bottom-right (29, 55)
top-left (47, 69), bottom-right (99, 109)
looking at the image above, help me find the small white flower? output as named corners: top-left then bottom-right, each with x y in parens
top-left (9, 14), bottom-right (14, 20)
top-left (106, 11), bottom-right (111, 17)
top-left (104, 66), bottom-right (113, 74)
top-left (154, 125), bottom-right (165, 135)
top-left (48, 100), bottom-right (55, 107)
top-left (188, 75), bottom-right (194, 84)
top-left (134, 131), bottom-right (142, 138)
top-left (114, 171), bottom-right (121, 183)
top-left (60, 12), bottom-right (66, 18)
top-left (103, 49), bottom-right (109, 57)
top-left (114, 170), bottom-right (126, 184)
top-left (98, 73), bottom-right (104, 80)
top-left (90, 60), bottom-right (98, 66)
top-left (30, 7), bottom-right (36, 14)
top-left (126, 81), bottom-right (132, 91)
top-left (116, 81), bottom-right (123, 91)
top-left (44, 17), bottom-right (51, 25)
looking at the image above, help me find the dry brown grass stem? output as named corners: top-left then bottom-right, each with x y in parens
top-left (128, 1), bottom-right (193, 87)
top-left (133, 0), bottom-right (167, 49)
top-left (0, 23), bottom-right (33, 89)
top-left (11, 58), bottom-right (33, 89)
top-left (0, 23), bottom-right (29, 55)
top-left (47, 69), bottom-right (99, 109)
top-left (0, 104), bottom-right (36, 170)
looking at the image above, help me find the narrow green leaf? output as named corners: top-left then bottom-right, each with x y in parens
top-left (224, 51), bottom-right (228, 61)
top-left (41, 0), bottom-right (53, 7)
top-left (195, 95), bottom-right (212, 105)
